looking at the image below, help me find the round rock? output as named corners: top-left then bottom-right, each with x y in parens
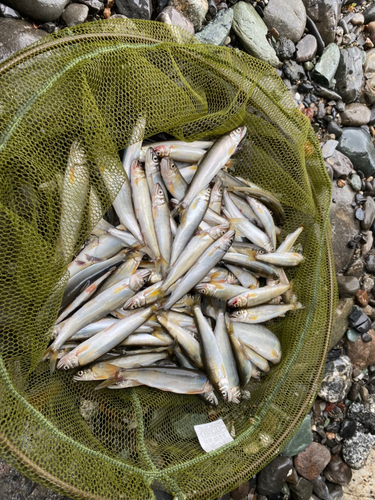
top-left (318, 355), bottom-right (352, 403)
top-left (257, 456), bottom-right (293, 496)
top-left (294, 442), bottom-right (331, 480)
top-left (168, 0), bottom-right (208, 30)
top-left (296, 34), bottom-right (317, 62)
top-left (342, 424), bottom-right (375, 470)
top-left (340, 103), bottom-right (371, 127)
top-left (262, 0), bottom-right (306, 43)
top-left (0, 18), bottom-right (48, 64)
top-left (156, 7), bottom-right (195, 34)
top-left (336, 275), bottom-right (360, 298)
top-left (337, 127), bottom-right (375, 178)
top-left (323, 454), bottom-right (352, 486)
top-left (62, 3), bottom-right (89, 26)
top-left (346, 329), bottom-right (375, 369)
top-left (347, 394), bottom-right (375, 433)
top-left (1, 0), bottom-right (70, 22)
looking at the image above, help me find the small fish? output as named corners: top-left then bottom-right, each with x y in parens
top-left (154, 144), bottom-right (207, 163)
top-left (224, 264), bottom-right (259, 289)
top-left (228, 284), bottom-right (290, 309)
top-left (160, 157), bottom-right (187, 200)
top-left (230, 301), bottom-right (303, 324)
top-left (152, 183), bottom-right (172, 275)
top-left (209, 177), bottom-right (224, 214)
top-left (122, 114), bottom-right (146, 177)
top-left (195, 282), bottom-right (250, 301)
top-left (232, 322), bottom-right (281, 364)
top-left (247, 196), bottom-right (277, 251)
top-left (256, 252), bottom-right (304, 267)
top-left (276, 226), bottom-right (304, 253)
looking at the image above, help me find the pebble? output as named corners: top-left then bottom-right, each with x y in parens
top-left (114, 0), bottom-right (152, 19)
top-left (312, 43), bottom-right (340, 88)
top-left (195, 8), bottom-right (233, 45)
top-left (342, 424), bottom-right (375, 469)
top-left (311, 474), bottom-right (331, 500)
top-left (282, 60), bottom-right (306, 83)
top-left (327, 482), bottom-right (344, 500)
top-left (232, 2), bottom-right (280, 67)
top-left (340, 419), bottom-right (357, 440)
top-left (0, 18), bottom-right (48, 64)
top-left (262, 0), bottom-right (306, 44)
top-left (314, 85), bottom-right (342, 101)
top-left (168, 0), bottom-right (207, 29)
top-left (294, 442), bottom-right (331, 480)
top-left (281, 415), bottom-right (313, 457)
top-left (336, 275), bottom-right (360, 298)
top-left (345, 258), bottom-right (365, 278)
top-left (156, 7), bottom-right (195, 34)
top-left (302, 107), bottom-right (314, 121)
top-left (347, 394), bottom-right (375, 433)
top-left (350, 173), bottom-right (362, 192)
top-left (296, 34), bottom-right (317, 63)
top-left (275, 37), bottom-right (296, 61)
top-left (289, 476), bottom-right (313, 500)
top-left (323, 454), bottom-right (353, 486)
top-left (318, 356), bottom-right (352, 403)
top-left (337, 128), bottom-right (375, 178)
top-left (348, 305), bottom-right (372, 332)
top-left (2, 0), bottom-right (70, 22)
top-left (230, 481), bottom-right (249, 500)
top-left (256, 456), bottom-right (293, 495)
top-left (346, 329), bottom-right (375, 369)
top-left (356, 289), bottom-right (369, 307)
top-left (327, 121), bottom-right (342, 138)
top-left (364, 2), bottom-right (375, 24)
top-left (302, 0), bottom-right (340, 45)
top-left (62, 3), bottom-right (89, 26)
top-left (0, 3), bottom-right (20, 18)
top-left (361, 196), bottom-right (375, 231)
top-left (340, 103), bottom-right (371, 127)
top-left (329, 149), bottom-right (353, 178)
top-left (351, 13), bottom-right (365, 25)
top-left (361, 232), bottom-right (374, 259)
top-left (346, 328), bottom-right (360, 342)
top-left (365, 254), bottom-right (375, 273)
top-left (321, 139), bottom-right (338, 158)
top-left (360, 385), bottom-right (369, 401)
top-left (355, 207), bottom-right (365, 221)
top-left (330, 298), bottom-right (354, 349)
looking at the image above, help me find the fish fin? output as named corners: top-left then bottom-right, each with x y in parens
top-left (49, 350), bottom-right (58, 374)
top-left (94, 377), bottom-right (118, 390)
top-left (155, 257), bottom-right (168, 278)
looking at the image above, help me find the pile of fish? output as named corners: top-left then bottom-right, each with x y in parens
top-left (42, 125), bottom-right (304, 406)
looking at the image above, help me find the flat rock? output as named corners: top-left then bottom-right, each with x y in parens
top-left (330, 298), bottom-right (354, 349)
top-left (340, 103), bottom-right (371, 127)
top-left (62, 3), bottom-right (89, 26)
top-left (348, 304), bottom-right (371, 331)
top-left (195, 7), bottom-right (233, 45)
top-left (321, 139), bottom-right (338, 158)
top-left (335, 47), bottom-right (363, 104)
top-left (312, 42), bottom-right (340, 87)
top-left (311, 475), bottom-right (331, 500)
top-left (296, 34), bottom-right (317, 63)
top-left (1, 0), bottom-right (70, 22)
top-left (329, 182), bottom-right (359, 273)
top-left (336, 276), bottom-right (359, 298)
top-left (232, 2), bottom-right (280, 67)
top-left (289, 476), bottom-right (313, 500)
top-left (302, 0), bottom-right (341, 45)
top-left (342, 424), bottom-right (375, 470)
top-left (262, 0), bottom-right (306, 44)
top-left (328, 149), bottom-right (353, 178)
top-left (168, 0), bottom-right (207, 30)
top-left (115, 0), bottom-right (152, 19)
top-left (346, 329), bottom-right (375, 369)
top-left (324, 454), bottom-right (352, 486)
top-left (257, 456), bottom-right (293, 495)
top-left (337, 127), bottom-right (375, 178)
top-left (281, 415), bottom-right (313, 457)
top-left (294, 442), bottom-right (331, 480)
top-left (0, 18), bottom-right (47, 64)
top-left (318, 355), bottom-right (352, 403)
top-left (156, 6), bottom-right (194, 34)
top-left (275, 37), bottom-right (296, 61)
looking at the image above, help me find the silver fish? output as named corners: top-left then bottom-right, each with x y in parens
top-left (256, 252), bottom-right (304, 267)
top-left (195, 282), bottom-right (250, 301)
top-left (145, 147), bottom-right (169, 200)
top-left (224, 264), bottom-right (259, 289)
top-left (242, 345), bottom-right (270, 373)
top-left (228, 284), bottom-right (290, 308)
top-left (209, 177), bottom-right (223, 214)
top-left (222, 252), bottom-right (279, 280)
top-left (152, 183), bottom-right (172, 274)
top-left (276, 226), bottom-right (304, 253)
top-left (230, 302), bottom-right (303, 324)
top-left (232, 322), bottom-right (281, 363)
top-left (160, 157), bottom-right (187, 200)
top-left (247, 196), bottom-right (277, 251)
top-left (154, 144), bottom-right (207, 163)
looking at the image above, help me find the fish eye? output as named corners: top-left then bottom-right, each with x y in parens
top-left (64, 365), bottom-right (69, 371)
top-left (219, 187), bottom-right (223, 194)
top-left (77, 370), bottom-right (83, 376)
top-left (235, 127), bottom-right (242, 133)
top-left (156, 150), bottom-right (162, 156)
top-left (158, 189), bottom-right (163, 195)
top-left (153, 155), bottom-right (158, 162)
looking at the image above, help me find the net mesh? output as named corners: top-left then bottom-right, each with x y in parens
top-left (0, 19), bottom-right (337, 500)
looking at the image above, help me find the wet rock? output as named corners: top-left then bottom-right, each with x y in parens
top-left (289, 476), bottom-right (313, 500)
top-left (295, 34), bottom-right (317, 63)
top-left (156, 7), bottom-right (195, 34)
top-left (311, 475), bottom-right (331, 500)
top-left (281, 415), bottom-right (313, 457)
top-left (115, 0), bottom-right (152, 19)
top-left (347, 328), bottom-right (360, 342)
top-left (347, 394), bottom-right (375, 433)
top-left (327, 121), bottom-right (342, 139)
top-left (340, 103), bottom-right (371, 127)
top-left (168, 0), bottom-right (208, 30)
top-left (364, 73), bottom-right (375, 107)
top-left (362, 196), bottom-right (375, 231)
top-left (365, 254), bottom-right (375, 273)
top-left (232, 2), bottom-right (279, 67)
top-left (364, 3), bottom-right (375, 24)
top-left (356, 289), bottom-right (369, 307)
top-left (294, 442), bottom-right (331, 480)
top-left (336, 276), bottom-right (359, 298)
top-left (262, 0), bottom-right (306, 44)
top-left (275, 37), bottom-right (295, 61)
top-left (327, 482), bottom-right (344, 500)
top-left (0, 3), bottom-right (19, 17)
top-left (257, 456), bottom-right (293, 495)
top-left (1, 0), bottom-right (70, 22)
top-left (330, 298), bottom-right (354, 349)
top-left (323, 454), bottom-right (352, 486)
top-left (195, 8), bottom-right (233, 45)
top-left (305, 15), bottom-right (325, 56)
top-left (0, 18), bottom-right (48, 64)
top-left (329, 183), bottom-right (359, 273)
top-left (365, 49), bottom-right (375, 74)
top-left (361, 232), bottom-right (374, 259)
top-left (77, 0), bottom-right (104, 12)
top-left (350, 174), bottom-right (362, 191)
top-left (312, 42), bottom-right (340, 87)
top-left (318, 355), bottom-right (352, 403)
top-left (342, 424), bottom-right (375, 469)
top-left (349, 304), bottom-right (371, 331)
top-left (345, 258), bottom-right (364, 279)
top-left (302, 0), bottom-right (340, 45)
top-left (337, 128), bottom-right (375, 177)
top-left (314, 85), bottom-right (341, 101)
top-left (329, 149), bottom-right (353, 179)
top-left (62, 3), bottom-right (89, 26)
top-left (230, 481), bottom-right (249, 500)
top-left (321, 139), bottom-right (338, 158)
top-left (340, 419), bottom-right (357, 440)
top-left (346, 329), bottom-right (375, 369)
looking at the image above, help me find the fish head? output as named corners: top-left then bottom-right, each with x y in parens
top-left (130, 158), bottom-right (145, 180)
top-left (152, 183), bottom-right (166, 206)
top-left (218, 229), bottom-right (235, 251)
top-left (230, 126), bottom-right (247, 146)
top-left (231, 388), bottom-right (241, 404)
top-left (218, 377), bottom-right (232, 403)
top-left (126, 296), bottom-right (144, 310)
top-left (57, 352), bottom-right (79, 371)
top-left (160, 157), bottom-right (179, 180)
top-left (195, 283), bottom-right (215, 295)
top-left (208, 224), bottom-right (230, 241)
top-left (154, 144), bottom-right (170, 158)
top-left (230, 310), bottom-right (245, 321)
top-left (211, 177), bottom-right (223, 200)
top-left (228, 296), bottom-right (247, 308)
top-left (146, 146), bottom-right (160, 168)
top-left (130, 269), bottom-right (151, 291)
top-left (199, 186), bottom-right (211, 202)
top-left (202, 384), bottom-right (219, 406)
top-left (73, 368), bottom-right (94, 381)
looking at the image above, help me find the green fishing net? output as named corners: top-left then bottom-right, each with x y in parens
top-left (0, 19), bottom-right (337, 500)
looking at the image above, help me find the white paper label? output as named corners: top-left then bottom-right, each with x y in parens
top-left (194, 419), bottom-right (234, 453)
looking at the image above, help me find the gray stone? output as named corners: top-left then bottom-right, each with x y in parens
top-left (1, 0), bottom-right (70, 22)
top-left (327, 121), bottom-right (342, 139)
top-left (321, 139), bottom-right (338, 159)
top-left (168, 0), bottom-right (207, 30)
top-left (350, 173), bottom-right (362, 192)
top-left (281, 415), bottom-right (313, 457)
top-left (305, 14), bottom-right (325, 56)
top-left (347, 394), bottom-right (375, 433)
top-left (77, 0), bottom-right (104, 12)
top-left (257, 456), bottom-right (293, 495)
top-left (318, 355), bottom-right (352, 403)
top-left (311, 475), bottom-right (331, 500)
top-left (327, 482), bottom-right (344, 500)
top-left (366, 254), bottom-right (375, 274)
top-left (232, 2), bottom-right (280, 67)
top-left (62, 3), bottom-right (89, 26)
top-left (0, 18), bottom-right (47, 64)
top-left (156, 6), bottom-right (194, 34)
top-left (336, 44), bottom-right (361, 93)
top-left (262, 0), bottom-right (306, 44)
top-left (347, 329), bottom-right (360, 342)
top-left (364, 3), bottom-right (375, 25)
top-left (364, 73), bottom-right (375, 107)
top-left (328, 150), bottom-right (353, 179)
top-left (362, 196), bottom-right (375, 231)
top-left (329, 182), bottom-right (359, 273)
top-left (282, 59), bottom-right (305, 83)
top-left (337, 128), bottom-right (375, 178)
top-left (314, 86), bottom-right (342, 101)
top-left (289, 476), bottom-right (313, 500)
top-left (296, 34), bottom-right (317, 63)
top-left (0, 2), bottom-right (19, 17)
top-left (342, 424), bottom-right (375, 469)
top-left (340, 103), bottom-right (371, 127)
top-left (336, 276), bottom-right (359, 298)
top-left (275, 37), bottom-right (296, 61)
top-left (330, 298), bottom-right (354, 349)
top-left (312, 42), bottom-right (340, 87)
top-left (115, 0), bottom-right (152, 20)
top-left (345, 258), bottom-right (364, 278)
top-left (302, 0), bottom-right (341, 45)
top-left (195, 8), bottom-right (233, 45)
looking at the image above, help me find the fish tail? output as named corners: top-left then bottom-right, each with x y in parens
top-left (45, 349), bottom-right (58, 374)
top-left (170, 204), bottom-right (182, 218)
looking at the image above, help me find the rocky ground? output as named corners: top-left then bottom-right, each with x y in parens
top-left (0, 0), bottom-right (375, 499)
